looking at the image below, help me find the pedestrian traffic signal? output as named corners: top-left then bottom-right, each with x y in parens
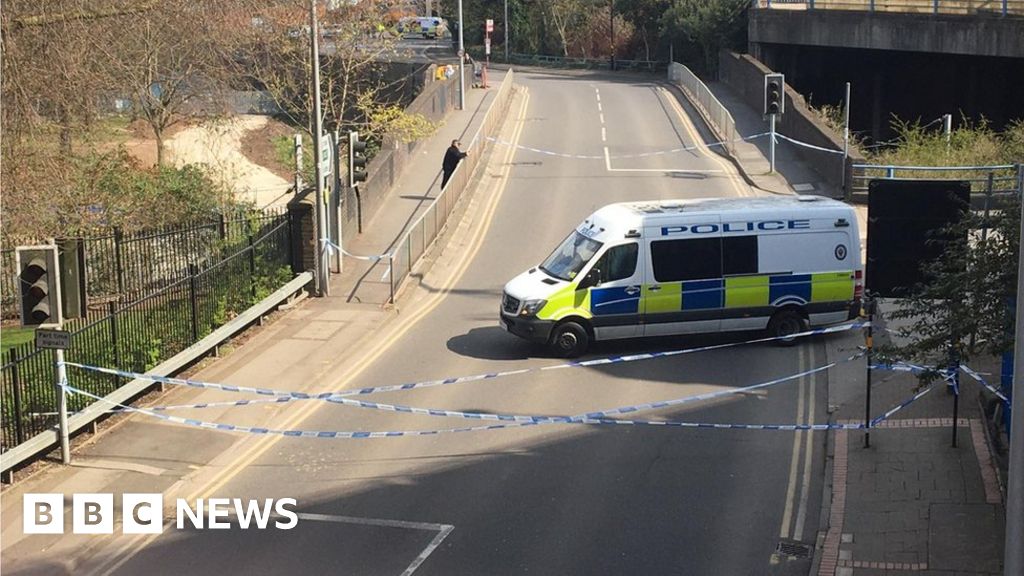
top-left (15, 245), bottom-right (62, 327)
top-left (348, 131), bottom-right (368, 188)
top-left (764, 73), bottom-right (785, 116)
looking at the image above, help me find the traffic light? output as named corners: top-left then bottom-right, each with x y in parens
top-left (347, 131), bottom-right (368, 187)
top-left (764, 73), bottom-right (785, 116)
top-left (15, 245), bottom-right (62, 327)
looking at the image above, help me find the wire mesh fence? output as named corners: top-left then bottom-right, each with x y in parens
top-left (1, 208), bottom-right (287, 322)
top-left (1, 212), bottom-right (294, 453)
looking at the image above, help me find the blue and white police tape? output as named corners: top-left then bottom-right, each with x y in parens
top-left (62, 321), bottom-right (868, 409)
top-left (960, 364), bottom-right (1010, 403)
top-left (773, 134), bottom-right (845, 156)
top-left (486, 131), bottom-right (773, 161)
top-left (318, 350), bottom-right (865, 424)
top-left (65, 349), bottom-right (866, 434)
top-left (61, 384), bottom-right (545, 438)
top-left (869, 383), bottom-right (937, 427)
top-left (321, 238), bottom-right (390, 261)
top-left (61, 365), bottom-right (871, 437)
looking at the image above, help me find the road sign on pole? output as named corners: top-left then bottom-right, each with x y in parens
top-left (36, 329), bottom-right (72, 350)
top-left (320, 135), bottom-right (332, 179)
top-left (485, 37), bottom-right (491, 55)
top-left (486, 19), bottom-right (493, 33)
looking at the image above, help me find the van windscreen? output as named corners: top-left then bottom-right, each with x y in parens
top-left (540, 231), bottom-right (603, 281)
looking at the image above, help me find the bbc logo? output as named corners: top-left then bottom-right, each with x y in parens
top-left (24, 493), bottom-right (163, 534)
top-left (24, 493), bottom-right (299, 534)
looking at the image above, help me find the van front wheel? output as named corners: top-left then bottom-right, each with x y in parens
top-left (768, 310), bottom-right (808, 346)
top-left (550, 321), bottom-right (589, 358)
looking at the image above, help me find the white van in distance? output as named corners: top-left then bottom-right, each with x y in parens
top-left (500, 196), bottom-right (863, 356)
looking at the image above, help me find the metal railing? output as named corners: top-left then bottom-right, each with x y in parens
top-left (1, 209), bottom-right (287, 321)
top-left (755, 0), bottom-right (1024, 15)
top-left (506, 53), bottom-right (665, 71)
top-left (1, 214), bottom-right (294, 453)
top-left (850, 163), bottom-right (1023, 204)
top-left (667, 62), bottom-right (739, 156)
top-left (387, 70), bottom-right (516, 302)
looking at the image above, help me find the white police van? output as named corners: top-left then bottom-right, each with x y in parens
top-left (500, 196), bottom-right (863, 356)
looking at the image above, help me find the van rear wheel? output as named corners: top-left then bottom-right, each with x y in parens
top-left (550, 321), bottom-right (589, 358)
top-left (768, 310), bottom-right (808, 346)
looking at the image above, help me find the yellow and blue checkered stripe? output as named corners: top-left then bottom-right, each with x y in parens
top-left (649, 271), bottom-right (854, 312)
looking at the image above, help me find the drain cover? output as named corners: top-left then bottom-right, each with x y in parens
top-left (775, 540), bottom-right (813, 559)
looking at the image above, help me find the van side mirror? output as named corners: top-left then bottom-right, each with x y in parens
top-left (577, 268), bottom-right (601, 290)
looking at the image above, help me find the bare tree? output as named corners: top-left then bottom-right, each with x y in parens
top-left (90, 1), bottom-right (234, 166)
top-left (225, 0), bottom-right (435, 142)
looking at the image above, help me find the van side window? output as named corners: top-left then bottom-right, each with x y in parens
top-left (723, 236), bottom-right (758, 275)
top-left (595, 242), bottom-right (639, 283)
top-left (651, 238), bottom-right (722, 282)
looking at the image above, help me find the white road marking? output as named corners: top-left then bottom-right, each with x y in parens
top-left (601, 127), bottom-right (606, 142)
top-left (598, 102), bottom-right (602, 112)
top-left (793, 345), bottom-right (816, 540)
top-left (296, 513), bottom-right (454, 576)
top-left (599, 113), bottom-right (605, 124)
top-left (779, 346), bottom-right (807, 538)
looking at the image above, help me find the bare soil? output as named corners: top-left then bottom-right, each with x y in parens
top-left (240, 117), bottom-right (297, 181)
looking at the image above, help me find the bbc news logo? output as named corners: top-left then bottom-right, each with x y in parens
top-left (24, 494), bottom-right (299, 534)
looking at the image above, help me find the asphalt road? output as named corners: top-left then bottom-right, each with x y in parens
top-left (106, 72), bottom-right (829, 575)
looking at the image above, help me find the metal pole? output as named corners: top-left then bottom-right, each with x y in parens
top-left (842, 82), bottom-right (851, 197)
top-left (309, 0), bottom-right (328, 296)
top-left (504, 0), bottom-right (509, 62)
top-left (864, 297), bottom-right (874, 448)
top-left (1004, 189), bottom-right (1024, 576)
top-left (10, 348), bottom-right (24, 446)
top-left (55, 348), bottom-right (70, 465)
top-left (769, 113), bottom-right (777, 173)
top-left (331, 130), bottom-right (342, 274)
top-left (457, 0), bottom-right (465, 110)
top-left (950, 334), bottom-right (960, 448)
top-left (944, 113), bottom-right (952, 144)
top-left (293, 134), bottom-right (303, 194)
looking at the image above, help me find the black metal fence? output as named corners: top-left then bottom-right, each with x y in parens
top-left (1, 212), bottom-right (293, 452)
top-left (1, 209), bottom-right (287, 322)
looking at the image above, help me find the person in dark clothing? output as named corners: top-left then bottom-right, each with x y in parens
top-left (441, 139), bottom-right (467, 189)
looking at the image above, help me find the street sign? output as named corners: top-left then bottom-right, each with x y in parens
top-left (320, 135), bottom-right (332, 178)
top-left (485, 37), bottom-right (491, 55)
top-left (486, 19), bottom-right (494, 33)
top-left (36, 329), bottom-right (72, 350)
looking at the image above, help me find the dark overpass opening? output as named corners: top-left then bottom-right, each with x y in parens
top-left (756, 44), bottom-right (1024, 145)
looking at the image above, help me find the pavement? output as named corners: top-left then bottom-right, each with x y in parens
top-left (701, 80), bottom-right (1008, 576)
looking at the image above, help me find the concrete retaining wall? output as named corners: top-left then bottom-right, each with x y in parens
top-left (749, 9), bottom-right (1024, 59)
top-left (718, 50), bottom-right (866, 195)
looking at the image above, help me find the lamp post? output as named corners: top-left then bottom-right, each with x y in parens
top-left (458, 0), bottom-right (465, 110)
top-left (309, 0), bottom-right (328, 296)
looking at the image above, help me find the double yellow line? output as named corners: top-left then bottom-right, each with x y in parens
top-left (658, 85), bottom-right (754, 198)
top-left (89, 87), bottom-right (533, 576)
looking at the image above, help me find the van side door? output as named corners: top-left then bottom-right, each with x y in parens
top-left (643, 231), bottom-right (723, 337)
top-left (581, 241), bottom-right (644, 340)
